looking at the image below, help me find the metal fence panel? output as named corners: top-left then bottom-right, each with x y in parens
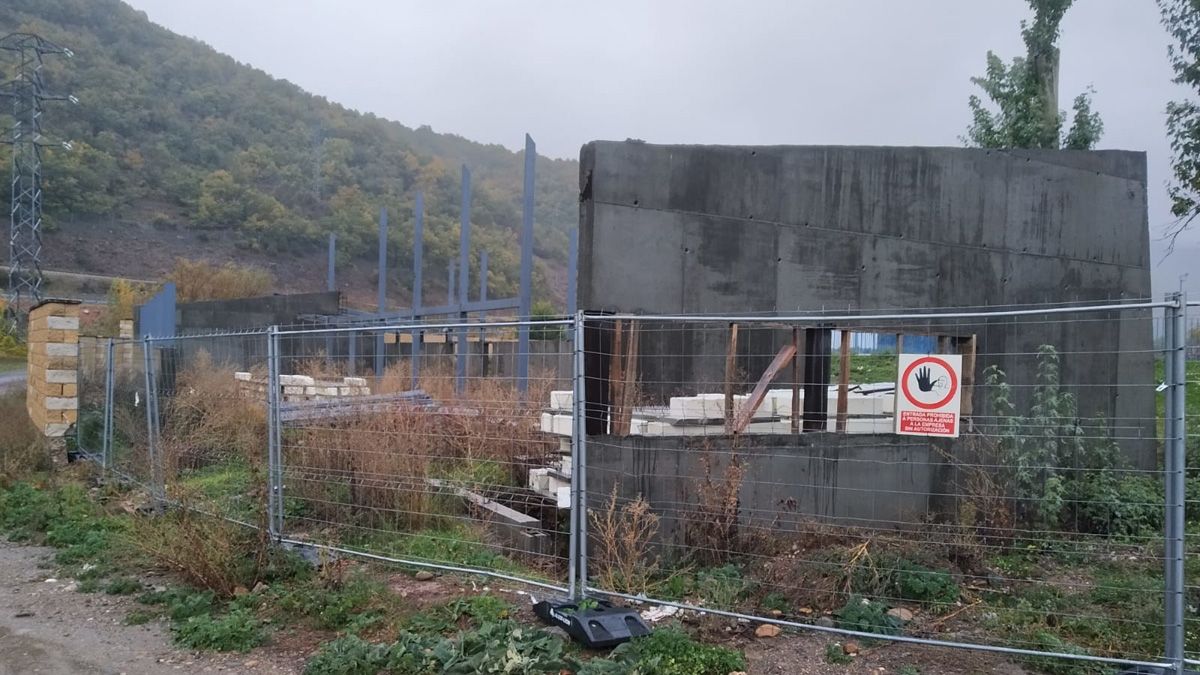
top-left (273, 319), bottom-right (574, 593)
top-left (577, 302), bottom-right (1182, 671)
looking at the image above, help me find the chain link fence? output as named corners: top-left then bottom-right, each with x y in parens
top-left (74, 297), bottom-right (1192, 672)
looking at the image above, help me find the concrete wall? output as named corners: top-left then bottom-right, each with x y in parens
top-left (578, 143), bottom-right (1155, 464)
top-left (26, 300), bottom-right (81, 437)
top-left (586, 433), bottom-right (945, 550)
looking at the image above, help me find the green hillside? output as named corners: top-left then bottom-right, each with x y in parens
top-left (0, 0), bottom-right (579, 303)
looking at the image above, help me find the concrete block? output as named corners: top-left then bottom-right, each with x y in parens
top-left (46, 316), bottom-right (80, 330)
top-left (283, 386), bottom-right (305, 396)
top-left (343, 377), bottom-right (368, 387)
top-left (46, 343), bottom-right (78, 358)
top-left (539, 412), bottom-right (573, 436)
top-left (46, 369), bottom-right (78, 385)
top-left (45, 397), bottom-right (77, 411)
top-left (668, 393), bottom-right (726, 420)
top-left (280, 374), bottom-right (315, 386)
top-left (549, 390), bottom-right (573, 411)
top-left (43, 423), bottom-right (70, 438)
top-left (234, 371), bottom-right (253, 381)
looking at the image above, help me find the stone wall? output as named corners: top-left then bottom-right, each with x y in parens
top-left (26, 300), bottom-right (81, 437)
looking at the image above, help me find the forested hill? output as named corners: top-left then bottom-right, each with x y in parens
top-left (0, 0), bottom-right (580, 303)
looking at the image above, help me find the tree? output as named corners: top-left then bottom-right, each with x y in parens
top-left (965, 0), bottom-right (1103, 150)
top-left (1159, 0), bottom-right (1200, 239)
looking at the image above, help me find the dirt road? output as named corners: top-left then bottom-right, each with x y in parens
top-left (0, 541), bottom-right (301, 675)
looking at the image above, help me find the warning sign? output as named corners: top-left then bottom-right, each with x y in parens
top-left (895, 354), bottom-right (962, 437)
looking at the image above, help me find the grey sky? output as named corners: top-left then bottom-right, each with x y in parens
top-left (123, 0), bottom-right (1197, 292)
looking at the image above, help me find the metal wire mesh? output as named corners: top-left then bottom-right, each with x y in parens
top-left (578, 304), bottom-right (1183, 669)
top-left (273, 319), bottom-right (574, 592)
top-left (76, 298), bottom-right (1192, 670)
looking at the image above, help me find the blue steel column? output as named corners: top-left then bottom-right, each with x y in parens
top-left (375, 207), bottom-right (388, 377)
top-left (411, 192), bottom-right (424, 390)
top-left (325, 233), bottom-right (336, 371)
top-left (326, 233), bottom-right (336, 291)
top-left (516, 134), bottom-right (535, 393)
top-left (456, 165), bottom-right (471, 394)
top-left (479, 250), bottom-right (488, 375)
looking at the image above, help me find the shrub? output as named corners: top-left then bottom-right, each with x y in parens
top-left (890, 560), bottom-right (959, 607)
top-left (0, 392), bottom-right (49, 485)
top-left (172, 608), bottom-right (265, 652)
top-left (166, 258), bottom-right (272, 302)
top-left (590, 486), bottom-right (660, 595)
top-left (835, 596), bottom-right (901, 635)
top-left (274, 576), bottom-right (382, 631)
top-left (127, 506), bottom-right (269, 598)
top-left (604, 626), bottom-right (747, 675)
top-left (1073, 473), bottom-right (1163, 537)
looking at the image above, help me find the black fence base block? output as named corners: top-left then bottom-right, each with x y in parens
top-left (533, 598), bottom-right (651, 649)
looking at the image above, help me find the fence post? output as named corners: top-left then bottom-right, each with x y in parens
top-left (568, 311), bottom-right (587, 601)
top-left (102, 337), bottom-right (114, 471)
top-left (266, 326), bottom-right (283, 541)
top-left (1165, 293), bottom-right (1187, 674)
top-left (141, 337), bottom-right (164, 512)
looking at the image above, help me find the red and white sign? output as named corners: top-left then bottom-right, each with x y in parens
top-left (894, 354), bottom-right (962, 437)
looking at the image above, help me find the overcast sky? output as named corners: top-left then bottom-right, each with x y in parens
top-left (123, 0), bottom-right (1197, 293)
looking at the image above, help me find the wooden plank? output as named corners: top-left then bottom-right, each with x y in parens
top-left (616, 321), bottom-right (639, 436)
top-left (959, 334), bottom-right (978, 419)
top-left (724, 323), bottom-right (739, 433)
top-left (609, 321), bottom-right (624, 435)
top-left (895, 333), bottom-right (904, 355)
top-left (731, 343), bottom-right (797, 435)
top-left (791, 327), bottom-right (802, 434)
top-left (836, 329), bottom-right (851, 432)
top-left (937, 335), bottom-right (952, 354)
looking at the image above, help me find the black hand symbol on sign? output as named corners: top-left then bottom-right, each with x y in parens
top-left (915, 366), bottom-right (935, 392)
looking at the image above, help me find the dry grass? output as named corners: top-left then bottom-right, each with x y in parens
top-left (128, 494), bottom-right (271, 598)
top-left (288, 361), bottom-right (555, 533)
top-left (683, 449), bottom-right (746, 565)
top-left (590, 485), bottom-right (660, 595)
top-left (0, 389), bottom-right (50, 485)
top-left (159, 351), bottom-right (266, 474)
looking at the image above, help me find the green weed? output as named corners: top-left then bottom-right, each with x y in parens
top-left (172, 608), bottom-right (265, 652)
top-left (835, 596), bottom-right (901, 635)
top-left (824, 642), bottom-right (853, 665)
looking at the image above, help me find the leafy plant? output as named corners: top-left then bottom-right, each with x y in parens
top-left (890, 560), bottom-right (959, 607)
top-left (695, 564), bottom-right (752, 610)
top-left (604, 626), bottom-right (746, 675)
top-left (824, 642), bottom-right (853, 665)
top-left (171, 608), bottom-right (266, 652)
top-left (274, 575), bottom-right (383, 631)
top-left (835, 596), bottom-right (901, 636)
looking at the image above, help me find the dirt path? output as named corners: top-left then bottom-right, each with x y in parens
top-left (0, 541), bottom-right (304, 675)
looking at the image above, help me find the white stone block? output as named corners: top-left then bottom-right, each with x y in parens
top-left (317, 386), bottom-right (339, 396)
top-left (44, 423), bottom-right (71, 438)
top-left (539, 412), bottom-right (573, 436)
top-left (45, 397), bottom-right (77, 411)
top-left (280, 374), bottom-right (315, 386)
top-left (46, 343), bottom-right (77, 357)
top-left (47, 316), bottom-right (80, 330)
top-left (556, 486), bottom-right (571, 509)
top-left (549, 390), bottom-right (573, 411)
top-left (337, 386), bottom-right (351, 396)
top-left (45, 370), bottom-right (77, 384)
top-left (343, 377), bottom-right (368, 387)
top-left (283, 386), bottom-right (305, 396)
top-left (234, 371), bottom-right (253, 381)
top-left (668, 393), bottom-right (726, 420)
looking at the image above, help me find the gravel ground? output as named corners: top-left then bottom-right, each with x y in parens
top-left (0, 540), bottom-right (303, 675)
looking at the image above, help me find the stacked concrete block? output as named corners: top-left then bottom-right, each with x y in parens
top-left (26, 300), bottom-right (81, 437)
top-left (235, 372), bottom-right (372, 403)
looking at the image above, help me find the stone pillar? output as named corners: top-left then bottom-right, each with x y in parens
top-left (26, 300), bottom-right (81, 437)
